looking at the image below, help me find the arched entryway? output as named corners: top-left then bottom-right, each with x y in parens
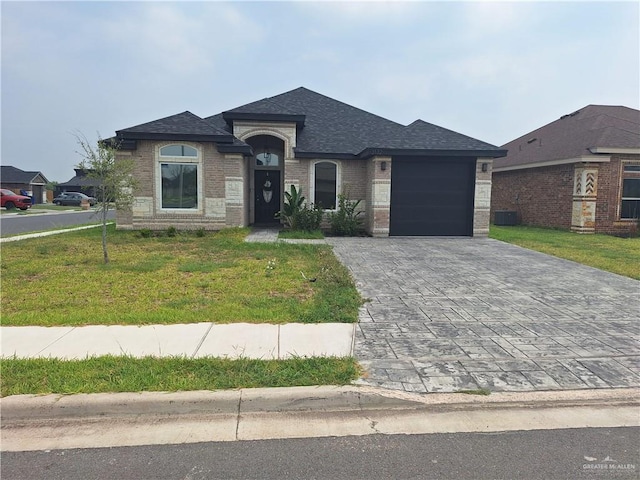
top-left (246, 135), bottom-right (284, 224)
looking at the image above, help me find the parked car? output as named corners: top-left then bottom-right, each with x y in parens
top-left (1, 189), bottom-right (32, 210)
top-left (52, 192), bottom-right (97, 206)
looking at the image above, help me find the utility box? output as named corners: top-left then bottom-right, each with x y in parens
top-left (494, 210), bottom-right (518, 226)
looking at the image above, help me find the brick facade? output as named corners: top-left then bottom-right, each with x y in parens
top-left (117, 126), bottom-right (492, 236)
top-left (491, 154), bottom-right (640, 235)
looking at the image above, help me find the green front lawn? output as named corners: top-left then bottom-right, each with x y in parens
top-left (0, 356), bottom-right (360, 396)
top-left (279, 229), bottom-right (325, 239)
top-left (1, 226), bottom-right (362, 326)
top-left (490, 225), bottom-right (640, 280)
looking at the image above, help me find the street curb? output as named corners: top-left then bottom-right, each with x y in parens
top-left (2, 385), bottom-right (639, 422)
top-left (0, 222), bottom-right (112, 243)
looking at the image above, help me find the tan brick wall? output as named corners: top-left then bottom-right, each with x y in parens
top-left (116, 140), bottom-right (245, 231)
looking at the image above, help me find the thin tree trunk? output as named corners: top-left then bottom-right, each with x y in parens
top-left (102, 203), bottom-right (109, 264)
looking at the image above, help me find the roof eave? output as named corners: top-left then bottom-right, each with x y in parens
top-left (217, 144), bottom-right (253, 155)
top-left (115, 132), bottom-right (235, 143)
top-left (357, 148), bottom-right (508, 159)
top-left (588, 147), bottom-right (640, 155)
top-left (493, 155), bottom-right (612, 172)
top-left (293, 150), bottom-right (358, 160)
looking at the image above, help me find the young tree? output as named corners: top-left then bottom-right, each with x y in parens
top-left (75, 133), bottom-right (137, 264)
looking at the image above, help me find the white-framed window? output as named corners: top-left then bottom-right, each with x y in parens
top-left (156, 144), bottom-right (202, 211)
top-left (311, 161), bottom-right (340, 210)
top-left (621, 164), bottom-right (640, 219)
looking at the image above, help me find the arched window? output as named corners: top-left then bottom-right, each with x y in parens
top-left (160, 145), bottom-right (198, 157)
top-left (314, 162), bottom-right (337, 209)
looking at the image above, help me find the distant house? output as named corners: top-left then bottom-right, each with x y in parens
top-left (109, 87), bottom-right (506, 236)
top-left (0, 166), bottom-right (49, 204)
top-left (491, 105), bottom-right (640, 235)
top-left (56, 168), bottom-right (102, 198)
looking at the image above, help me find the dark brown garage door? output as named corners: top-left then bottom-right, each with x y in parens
top-left (389, 157), bottom-right (475, 236)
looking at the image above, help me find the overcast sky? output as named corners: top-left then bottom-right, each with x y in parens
top-left (2, 1), bottom-right (639, 183)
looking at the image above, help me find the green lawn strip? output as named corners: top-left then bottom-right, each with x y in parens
top-left (490, 225), bottom-right (640, 280)
top-left (1, 226), bottom-right (362, 326)
top-left (278, 229), bottom-right (324, 239)
top-left (0, 356), bottom-right (360, 396)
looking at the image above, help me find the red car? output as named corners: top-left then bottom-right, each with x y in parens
top-left (1, 189), bottom-right (32, 210)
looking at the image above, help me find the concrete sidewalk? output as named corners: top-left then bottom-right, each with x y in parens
top-left (0, 323), bottom-right (355, 360)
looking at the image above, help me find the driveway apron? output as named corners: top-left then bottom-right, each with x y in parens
top-left (328, 237), bottom-right (640, 393)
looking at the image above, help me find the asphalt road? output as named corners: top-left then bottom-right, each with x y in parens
top-left (2, 427), bottom-right (638, 480)
top-left (0, 210), bottom-right (115, 236)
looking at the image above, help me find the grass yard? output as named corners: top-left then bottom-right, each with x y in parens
top-left (278, 229), bottom-right (325, 239)
top-left (1, 226), bottom-right (362, 326)
top-left (0, 356), bottom-right (360, 396)
top-left (490, 225), bottom-right (640, 280)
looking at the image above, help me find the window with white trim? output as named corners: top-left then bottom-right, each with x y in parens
top-left (313, 161), bottom-right (338, 209)
top-left (158, 144), bottom-right (200, 210)
top-left (621, 164), bottom-right (640, 219)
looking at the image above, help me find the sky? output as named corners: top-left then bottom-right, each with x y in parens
top-left (2, 1), bottom-right (639, 183)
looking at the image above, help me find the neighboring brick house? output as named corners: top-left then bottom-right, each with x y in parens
top-left (56, 168), bottom-right (102, 199)
top-left (492, 105), bottom-right (640, 235)
top-left (110, 87), bottom-right (506, 236)
top-left (0, 165), bottom-right (49, 204)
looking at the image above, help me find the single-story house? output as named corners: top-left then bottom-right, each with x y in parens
top-left (111, 87), bottom-right (506, 236)
top-left (0, 166), bottom-right (49, 204)
top-left (491, 105), bottom-right (640, 235)
top-left (56, 168), bottom-right (102, 198)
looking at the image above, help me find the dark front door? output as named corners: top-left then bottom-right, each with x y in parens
top-left (390, 157), bottom-right (475, 236)
top-left (254, 170), bottom-right (281, 224)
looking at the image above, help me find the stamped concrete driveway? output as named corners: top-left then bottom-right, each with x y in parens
top-left (328, 237), bottom-right (640, 393)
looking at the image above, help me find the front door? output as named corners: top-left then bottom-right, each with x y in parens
top-left (254, 170), bottom-right (281, 224)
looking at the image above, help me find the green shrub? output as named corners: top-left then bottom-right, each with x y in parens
top-left (329, 193), bottom-right (363, 236)
top-left (166, 226), bottom-right (178, 237)
top-left (277, 185), bottom-right (324, 232)
top-left (295, 204), bottom-right (324, 232)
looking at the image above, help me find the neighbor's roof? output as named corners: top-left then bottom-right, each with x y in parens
top-left (494, 105), bottom-right (640, 169)
top-left (116, 87), bottom-right (506, 159)
top-left (58, 174), bottom-right (102, 188)
top-left (0, 166), bottom-right (49, 185)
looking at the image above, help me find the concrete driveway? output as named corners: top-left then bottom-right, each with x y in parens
top-left (328, 237), bottom-right (640, 393)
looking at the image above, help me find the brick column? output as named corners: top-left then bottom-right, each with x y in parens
top-left (571, 165), bottom-right (598, 233)
top-left (474, 158), bottom-right (493, 236)
top-left (367, 156), bottom-right (391, 236)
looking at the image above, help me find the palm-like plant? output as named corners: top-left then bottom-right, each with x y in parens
top-left (276, 185), bottom-right (306, 229)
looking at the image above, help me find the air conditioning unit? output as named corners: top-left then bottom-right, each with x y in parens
top-left (494, 210), bottom-right (518, 226)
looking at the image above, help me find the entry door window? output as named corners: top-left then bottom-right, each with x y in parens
top-left (256, 151), bottom-right (280, 167)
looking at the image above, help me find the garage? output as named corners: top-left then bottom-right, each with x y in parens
top-left (389, 157), bottom-right (476, 236)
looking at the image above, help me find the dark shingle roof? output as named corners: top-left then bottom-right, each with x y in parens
top-left (1, 166), bottom-right (49, 184)
top-left (117, 88), bottom-right (505, 158)
top-left (116, 111), bottom-right (234, 142)
top-left (494, 105), bottom-right (640, 169)
top-left (58, 169), bottom-right (102, 188)
top-left (224, 87), bottom-right (503, 157)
